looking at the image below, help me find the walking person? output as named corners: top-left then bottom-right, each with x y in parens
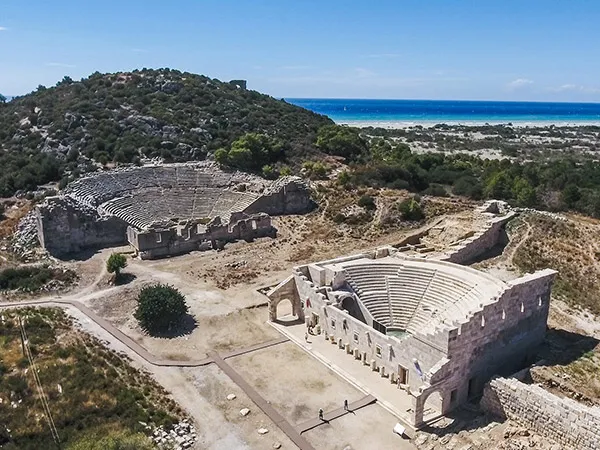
top-left (343, 399), bottom-right (349, 411)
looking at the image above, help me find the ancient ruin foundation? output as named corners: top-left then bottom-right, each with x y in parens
top-left (36, 163), bottom-right (314, 258)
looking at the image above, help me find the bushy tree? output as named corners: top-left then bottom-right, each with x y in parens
top-left (302, 161), bottom-right (328, 180)
top-left (215, 133), bottom-right (283, 171)
top-left (357, 195), bottom-right (376, 211)
top-left (135, 284), bottom-right (189, 333)
top-left (261, 164), bottom-right (279, 179)
top-left (396, 197), bottom-right (424, 221)
top-left (316, 125), bottom-right (367, 159)
top-left (512, 177), bottom-right (537, 207)
top-left (0, 203), bottom-right (4, 219)
top-left (562, 183), bottom-right (581, 208)
top-left (106, 253), bottom-right (127, 280)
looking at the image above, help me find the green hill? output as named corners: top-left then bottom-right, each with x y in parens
top-left (0, 68), bottom-right (333, 197)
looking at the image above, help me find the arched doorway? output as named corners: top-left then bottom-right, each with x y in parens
top-left (422, 390), bottom-right (443, 422)
top-left (268, 296), bottom-right (305, 323)
top-left (275, 298), bottom-right (297, 323)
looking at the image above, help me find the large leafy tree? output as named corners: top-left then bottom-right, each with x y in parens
top-left (135, 284), bottom-right (189, 333)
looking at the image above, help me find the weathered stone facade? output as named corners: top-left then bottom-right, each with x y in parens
top-left (268, 204), bottom-right (557, 429)
top-left (36, 163), bottom-right (313, 258)
top-left (482, 374), bottom-right (600, 450)
top-left (128, 213), bottom-right (275, 259)
top-left (37, 196), bottom-right (128, 255)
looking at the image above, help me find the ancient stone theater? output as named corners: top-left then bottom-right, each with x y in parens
top-left (36, 163), bottom-right (313, 258)
top-left (268, 222), bottom-right (556, 429)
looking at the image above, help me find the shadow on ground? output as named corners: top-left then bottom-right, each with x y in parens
top-left (419, 402), bottom-right (500, 437)
top-left (114, 273), bottom-right (137, 285)
top-left (536, 327), bottom-right (599, 368)
top-left (145, 313), bottom-right (198, 338)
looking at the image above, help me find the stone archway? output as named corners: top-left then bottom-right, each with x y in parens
top-left (422, 390), bottom-right (443, 422)
top-left (267, 275), bottom-right (304, 323)
top-left (412, 388), bottom-right (449, 428)
top-left (268, 295), bottom-right (304, 322)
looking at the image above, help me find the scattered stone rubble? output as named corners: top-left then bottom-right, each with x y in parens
top-left (150, 419), bottom-right (197, 450)
top-left (413, 420), bottom-right (557, 450)
top-left (10, 211), bottom-right (41, 259)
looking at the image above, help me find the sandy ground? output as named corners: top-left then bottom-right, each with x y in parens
top-left (229, 343), bottom-right (363, 424)
top-left (186, 364), bottom-right (296, 449)
top-left (228, 342), bottom-right (414, 449)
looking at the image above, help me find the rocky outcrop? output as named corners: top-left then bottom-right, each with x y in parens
top-left (244, 176), bottom-right (315, 216)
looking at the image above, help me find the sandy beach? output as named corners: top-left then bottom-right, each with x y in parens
top-left (337, 120), bottom-right (600, 129)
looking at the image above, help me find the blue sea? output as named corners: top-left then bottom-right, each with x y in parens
top-left (286, 98), bottom-right (600, 126)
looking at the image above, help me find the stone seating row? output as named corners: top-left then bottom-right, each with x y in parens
top-left (64, 166), bottom-right (249, 206)
top-left (99, 187), bottom-right (259, 230)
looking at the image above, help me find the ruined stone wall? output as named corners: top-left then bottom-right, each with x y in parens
top-left (481, 376), bottom-right (600, 450)
top-left (439, 212), bottom-right (515, 265)
top-left (244, 177), bottom-right (314, 216)
top-left (37, 197), bottom-right (127, 257)
top-left (133, 213), bottom-right (274, 259)
top-left (437, 269), bottom-right (556, 405)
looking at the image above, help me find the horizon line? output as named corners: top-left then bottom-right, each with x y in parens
top-left (283, 97), bottom-right (600, 105)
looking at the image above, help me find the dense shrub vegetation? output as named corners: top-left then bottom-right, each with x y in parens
top-left (66, 429), bottom-right (154, 450)
top-left (0, 68), bottom-right (332, 197)
top-left (0, 265), bottom-right (76, 291)
top-left (215, 133), bottom-right (283, 170)
top-left (135, 284), bottom-right (189, 333)
top-left (342, 142), bottom-right (600, 218)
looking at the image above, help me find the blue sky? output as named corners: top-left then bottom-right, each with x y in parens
top-left (1, 0), bottom-right (600, 101)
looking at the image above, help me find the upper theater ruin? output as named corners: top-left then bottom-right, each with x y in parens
top-left (36, 163), bottom-right (313, 258)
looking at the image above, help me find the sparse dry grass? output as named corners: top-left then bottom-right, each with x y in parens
top-left (0, 308), bottom-right (184, 449)
top-left (513, 214), bottom-right (600, 314)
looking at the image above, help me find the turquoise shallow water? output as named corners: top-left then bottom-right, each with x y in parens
top-left (286, 98), bottom-right (600, 124)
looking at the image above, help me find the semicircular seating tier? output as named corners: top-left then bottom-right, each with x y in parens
top-left (62, 164), bottom-right (267, 230)
top-left (337, 257), bottom-right (505, 334)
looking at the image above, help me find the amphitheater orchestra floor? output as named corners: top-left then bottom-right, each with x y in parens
top-left (270, 316), bottom-right (417, 431)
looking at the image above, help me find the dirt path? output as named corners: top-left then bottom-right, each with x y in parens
top-left (502, 217), bottom-right (533, 266)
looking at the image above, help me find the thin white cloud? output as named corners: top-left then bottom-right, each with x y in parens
top-left (507, 78), bottom-right (533, 90)
top-left (46, 62), bottom-right (76, 68)
top-left (552, 83), bottom-right (600, 94)
top-left (0, 27), bottom-right (7, 31)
